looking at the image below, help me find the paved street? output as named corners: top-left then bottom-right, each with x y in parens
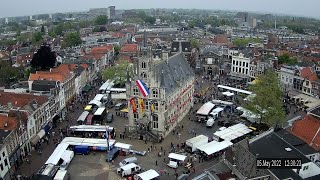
top-left (16, 72), bottom-right (306, 179)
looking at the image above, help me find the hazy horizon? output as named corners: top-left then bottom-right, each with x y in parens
top-left (1, 0), bottom-right (319, 19)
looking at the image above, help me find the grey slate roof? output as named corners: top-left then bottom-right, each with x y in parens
top-left (32, 80), bottom-right (57, 92)
top-left (250, 132), bottom-right (311, 180)
top-left (275, 129), bottom-right (317, 155)
top-left (200, 45), bottom-right (224, 56)
top-left (154, 53), bottom-right (194, 96)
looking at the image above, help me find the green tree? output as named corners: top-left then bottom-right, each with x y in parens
top-left (79, 20), bottom-right (92, 28)
top-left (114, 45), bottom-right (121, 55)
top-left (278, 53), bottom-right (298, 65)
top-left (0, 61), bottom-right (19, 87)
top-left (64, 32), bottom-right (82, 47)
top-left (190, 38), bottom-right (200, 49)
top-left (233, 38), bottom-right (261, 47)
top-left (102, 61), bottom-right (132, 87)
top-left (32, 32), bottom-right (43, 43)
top-left (245, 70), bottom-right (286, 127)
top-left (95, 15), bottom-right (108, 25)
top-left (54, 24), bottom-right (64, 36)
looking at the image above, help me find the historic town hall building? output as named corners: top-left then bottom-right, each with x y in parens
top-left (126, 47), bottom-right (195, 141)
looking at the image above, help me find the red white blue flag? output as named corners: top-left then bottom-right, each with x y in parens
top-left (135, 79), bottom-right (150, 97)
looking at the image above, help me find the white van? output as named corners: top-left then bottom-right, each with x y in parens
top-left (206, 118), bottom-right (215, 127)
top-left (119, 157), bottom-right (138, 167)
top-left (117, 163), bottom-right (141, 177)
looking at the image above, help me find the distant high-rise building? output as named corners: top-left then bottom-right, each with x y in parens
top-left (237, 12), bottom-right (248, 22)
top-left (252, 18), bottom-right (257, 28)
top-left (108, 6), bottom-right (115, 19)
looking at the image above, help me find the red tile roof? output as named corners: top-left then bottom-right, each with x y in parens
top-left (0, 114), bottom-right (18, 131)
top-left (300, 67), bottom-right (318, 81)
top-left (118, 55), bottom-right (132, 61)
top-left (0, 92), bottom-right (48, 107)
top-left (120, 44), bottom-right (139, 54)
top-left (289, 115), bottom-right (320, 151)
top-left (29, 72), bottom-right (66, 82)
top-left (110, 32), bottom-right (126, 38)
top-left (90, 45), bottom-right (114, 54)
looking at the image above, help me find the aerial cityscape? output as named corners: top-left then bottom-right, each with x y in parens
top-left (0, 1), bottom-right (320, 180)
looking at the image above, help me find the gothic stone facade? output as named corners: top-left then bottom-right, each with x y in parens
top-left (126, 53), bottom-right (195, 138)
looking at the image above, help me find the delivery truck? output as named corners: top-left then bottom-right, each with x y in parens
top-left (185, 135), bottom-right (209, 153)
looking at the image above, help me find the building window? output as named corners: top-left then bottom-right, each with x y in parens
top-left (4, 159), bottom-right (7, 166)
top-left (246, 69), bottom-right (248, 74)
top-left (152, 114), bottom-right (158, 129)
top-left (0, 164), bottom-right (3, 171)
top-left (246, 63), bottom-right (248, 67)
top-left (133, 88), bottom-right (139, 96)
top-left (232, 60), bottom-right (235, 65)
top-left (133, 113), bottom-right (138, 120)
top-left (2, 152), bottom-right (4, 157)
top-left (145, 101), bottom-right (149, 110)
top-left (141, 72), bottom-right (147, 79)
top-left (152, 89), bottom-right (158, 98)
top-left (141, 62), bottom-right (146, 69)
top-left (306, 81), bottom-right (309, 86)
top-left (154, 101), bottom-right (159, 110)
top-left (243, 62), bottom-right (245, 66)
top-left (232, 67), bottom-right (235, 72)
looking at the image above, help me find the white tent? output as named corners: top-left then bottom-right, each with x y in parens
top-left (89, 100), bottom-right (102, 107)
top-left (168, 153), bottom-right (187, 161)
top-left (138, 169), bottom-right (159, 180)
top-left (222, 91), bottom-right (235, 97)
top-left (114, 142), bottom-right (132, 150)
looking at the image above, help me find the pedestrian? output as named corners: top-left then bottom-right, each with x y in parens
top-left (182, 125), bottom-right (184, 129)
top-left (164, 157), bottom-right (166, 162)
top-left (155, 160), bottom-right (158, 166)
top-left (178, 133), bottom-right (181, 139)
top-left (161, 146), bottom-right (163, 151)
top-left (145, 140), bottom-right (147, 144)
top-left (148, 148), bottom-right (150, 153)
top-left (163, 150), bottom-right (166, 155)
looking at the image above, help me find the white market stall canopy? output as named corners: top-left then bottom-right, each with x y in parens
top-left (61, 137), bottom-right (115, 148)
top-left (93, 94), bottom-right (105, 102)
top-left (197, 140), bottom-right (233, 155)
top-left (138, 169), bottom-right (160, 180)
top-left (222, 91), bottom-right (235, 97)
top-left (114, 142), bottom-right (132, 150)
top-left (94, 107), bottom-right (106, 116)
top-left (196, 102), bottom-right (215, 116)
top-left (99, 80), bottom-right (114, 91)
top-left (77, 111), bottom-right (90, 122)
top-left (60, 150), bottom-right (74, 163)
top-left (69, 125), bottom-right (114, 132)
top-left (89, 100), bottom-right (102, 107)
top-left (168, 153), bottom-right (187, 161)
top-left (211, 99), bottom-right (233, 106)
top-left (45, 143), bottom-right (69, 165)
top-left (186, 135), bottom-right (208, 145)
top-left (217, 85), bottom-right (252, 95)
top-left (213, 123), bottom-right (252, 141)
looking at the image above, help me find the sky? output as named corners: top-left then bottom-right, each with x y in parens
top-left (1, 0), bottom-right (319, 19)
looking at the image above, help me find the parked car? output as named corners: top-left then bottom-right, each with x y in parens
top-left (114, 103), bottom-right (125, 111)
top-left (106, 112), bottom-right (114, 123)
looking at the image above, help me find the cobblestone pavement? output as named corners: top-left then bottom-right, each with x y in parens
top-left (17, 73), bottom-right (306, 179)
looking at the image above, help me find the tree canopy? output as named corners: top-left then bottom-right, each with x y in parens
top-left (138, 11), bottom-right (156, 25)
top-left (0, 61), bottom-right (20, 87)
top-left (63, 32), bottom-right (82, 47)
top-left (95, 15), bottom-right (108, 25)
top-left (278, 53), bottom-right (298, 65)
top-left (233, 38), bottom-right (261, 47)
top-left (190, 38), bottom-right (200, 49)
top-left (245, 70), bottom-right (286, 127)
top-left (31, 45), bottom-right (57, 70)
top-left (102, 60), bottom-right (132, 87)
